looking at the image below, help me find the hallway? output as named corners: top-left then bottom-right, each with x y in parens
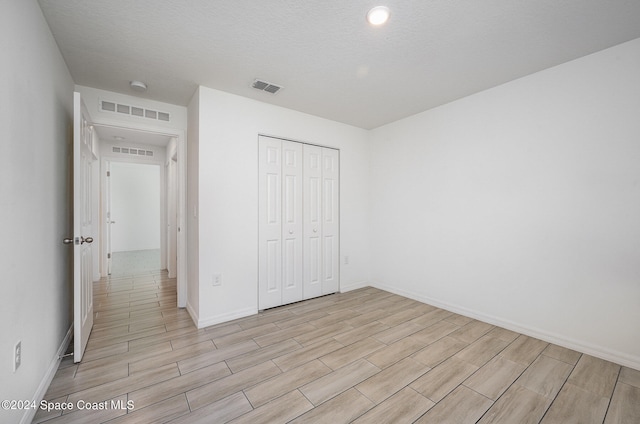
top-left (34, 266), bottom-right (186, 423)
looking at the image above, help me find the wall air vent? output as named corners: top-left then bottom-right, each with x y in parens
top-left (112, 146), bottom-right (154, 157)
top-left (252, 79), bottom-right (283, 94)
top-left (100, 99), bottom-right (171, 123)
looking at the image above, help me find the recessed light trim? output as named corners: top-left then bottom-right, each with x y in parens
top-left (367, 6), bottom-right (390, 26)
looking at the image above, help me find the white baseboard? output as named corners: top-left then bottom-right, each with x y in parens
top-left (188, 281), bottom-right (369, 330)
top-left (371, 281), bottom-right (640, 372)
top-left (21, 325), bottom-right (73, 424)
top-left (185, 301), bottom-right (199, 328)
top-left (196, 307), bottom-right (258, 329)
top-left (340, 280), bottom-right (370, 293)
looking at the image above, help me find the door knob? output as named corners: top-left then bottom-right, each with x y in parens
top-left (81, 236), bottom-right (94, 244)
top-left (313, 228), bottom-right (318, 233)
top-left (289, 230), bottom-right (294, 234)
top-left (63, 238), bottom-right (74, 245)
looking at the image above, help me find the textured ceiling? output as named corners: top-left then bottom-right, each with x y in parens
top-left (38, 0), bottom-right (640, 129)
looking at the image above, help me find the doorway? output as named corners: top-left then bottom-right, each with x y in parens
top-left (95, 124), bottom-right (186, 307)
top-left (107, 162), bottom-right (161, 276)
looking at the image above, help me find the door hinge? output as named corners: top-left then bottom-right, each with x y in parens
top-left (107, 171), bottom-right (110, 177)
top-left (107, 253), bottom-right (111, 259)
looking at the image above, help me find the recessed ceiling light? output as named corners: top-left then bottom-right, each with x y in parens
top-left (114, 136), bottom-right (125, 141)
top-left (367, 6), bottom-right (390, 26)
top-left (130, 80), bottom-right (147, 92)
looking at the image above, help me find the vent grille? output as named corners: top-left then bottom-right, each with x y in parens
top-left (100, 100), bottom-right (171, 122)
top-left (102, 101), bottom-right (116, 112)
top-left (252, 79), bottom-right (283, 94)
top-left (252, 80), bottom-right (269, 90)
top-left (112, 146), bottom-right (154, 157)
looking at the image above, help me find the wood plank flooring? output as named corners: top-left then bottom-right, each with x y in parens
top-left (35, 270), bottom-right (640, 423)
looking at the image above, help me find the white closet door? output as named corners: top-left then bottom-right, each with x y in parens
top-left (281, 141), bottom-right (303, 304)
top-left (303, 144), bottom-right (323, 299)
top-left (322, 148), bottom-right (340, 294)
top-left (260, 136), bottom-right (339, 309)
top-left (258, 137), bottom-right (283, 309)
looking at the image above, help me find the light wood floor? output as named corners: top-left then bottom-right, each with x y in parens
top-left (35, 271), bottom-right (640, 423)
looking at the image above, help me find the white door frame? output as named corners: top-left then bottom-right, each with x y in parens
top-left (105, 160), bottom-right (112, 276)
top-left (97, 124), bottom-right (187, 307)
top-left (166, 147), bottom-right (178, 278)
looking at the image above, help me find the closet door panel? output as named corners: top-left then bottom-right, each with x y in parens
top-left (322, 148), bottom-right (340, 294)
top-left (303, 144), bottom-right (323, 299)
top-left (259, 137), bottom-right (283, 309)
top-left (281, 141), bottom-right (303, 304)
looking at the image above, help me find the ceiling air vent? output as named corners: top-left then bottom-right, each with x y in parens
top-left (101, 101), bottom-right (116, 112)
top-left (99, 99), bottom-right (171, 122)
top-left (252, 79), bottom-right (282, 94)
top-left (112, 146), bottom-right (154, 157)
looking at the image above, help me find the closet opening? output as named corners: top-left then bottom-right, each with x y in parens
top-left (258, 135), bottom-right (340, 310)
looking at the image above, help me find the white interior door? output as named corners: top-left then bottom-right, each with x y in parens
top-left (73, 92), bottom-right (95, 362)
top-left (259, 138), bottom-right (304, 308)
top-left (322, 148), bottom-right (340, 294)
top-left (303, 144), bottom-right (323, 299)
top-left (259, 136), bottom-right (283, 309)
top-left (260, 136), bottom-right (340, 309)
top-left (281, 141), bottom-right (303, 304)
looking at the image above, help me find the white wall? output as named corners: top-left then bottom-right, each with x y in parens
top-left (369, 38), bottom-right (640, 369)
top-left (0, 1), bottom-right (75, 423)
top-left (190, 87), bottom-right (371, 327)
top-left (110, 162), bottom-right (161, 252)
top-left (186, 89), bottom-right (200, 318)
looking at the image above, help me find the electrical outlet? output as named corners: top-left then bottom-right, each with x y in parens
top-left (212, 273), bottom-right (222, 286)
top-left (14, 341), bottom-right (21, 372)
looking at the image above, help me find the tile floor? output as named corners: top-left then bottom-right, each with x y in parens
top-left (35, 263), bottom-right (640, 423)
top-left (110, 249), bottom-right (161, 277)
